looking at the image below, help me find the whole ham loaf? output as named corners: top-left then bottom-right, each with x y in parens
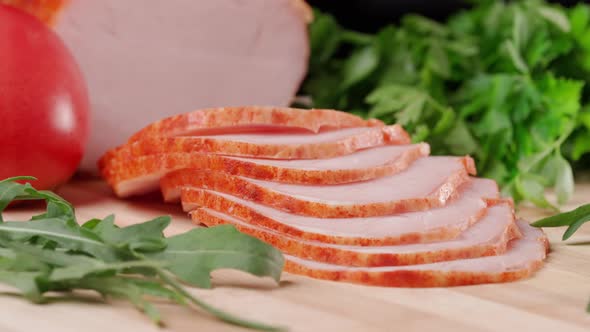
top-left (4, 1), bottom-right (312, 170)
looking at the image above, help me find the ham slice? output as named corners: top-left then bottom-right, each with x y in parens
top-left (102, 144), bottom-right (429, 197)
top-left (128, 106), bottom-right (384, 141)
top-left (283, 221), bottom-right (548, 287)
top-left (162, 156), bottom-right (477, 217)
top-left (4, 1), bottom-right (314, 170)
top-left (100, 125), bottom-right (411, 164)
top-left (181, 179), bottom-right (500, 246)
top-left (191, 203), bottom-right (520, 267)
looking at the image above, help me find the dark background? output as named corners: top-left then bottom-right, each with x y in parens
top-left (307, 0), bottom-right (582, 32)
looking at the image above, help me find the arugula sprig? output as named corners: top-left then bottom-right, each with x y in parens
top-left (531, 203), bottom-right (590, 313)
top-left (302, 0), bottom-right (590, 208)
top-left (532, 203), bottom-right (590, 241)
top-left (0, 177), bottom-right (285, 331)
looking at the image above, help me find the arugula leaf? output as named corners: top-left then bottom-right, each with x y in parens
top-left (92, 215), bottom-right (169, 253)
top-left (148, 225), bottom-right (284, 289)
top-left (0, 270), bottom-right (46, 302)
top-left (0, 178), bottom-right (284, 330)
top-left (0, 177), bottom-right (37, 219)
top-left (0, 219), bottom-right (118, 262)
top-left (532, 203), bottom-right (590, 240)
top-left (0, 239), bottom-right (99, 270)
top-left (49, 259), bottom-right (165, 282)
top-left (24, 188), bottom-right (76, 224)
top-left (562, 218), bottom-right (588, 240)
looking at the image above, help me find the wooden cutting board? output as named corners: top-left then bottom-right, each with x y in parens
top-left (1, 179), bottom-right (589, 332)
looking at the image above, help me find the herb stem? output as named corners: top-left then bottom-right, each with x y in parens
top-left (155, 269), bottom-right (285, 332)
top-left (340, 31), bottom-right (373, 45)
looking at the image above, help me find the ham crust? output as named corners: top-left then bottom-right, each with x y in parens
top-left (289, 0), bottom-right (313, 23)
top-left (128, 106), bottom-right (384, 142)
top-left (180, 179), bottom-right (501, 246)
top-left (162, 156), bottom-right (476, 218)
top-left (101, 144), bottom-right (429, 197)
top-left (2, 1), bottom-right (312, 27)
top-left (190, 204), bottom-right (521, 267)
top-left (2, 0), bottom-right (67, 25)
top-left (283, 221), bottom-right (549, 287)
top-left (100, 125), bottom-right (410, 166)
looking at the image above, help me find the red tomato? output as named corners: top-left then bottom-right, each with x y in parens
top-left (0, 4), bottom-right (89, 190)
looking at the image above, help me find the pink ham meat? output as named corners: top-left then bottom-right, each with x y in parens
top-left (283, 221), bottom-right (548, 287)
top-left (5, 1), bottom-right (314, 170)
top-left (162, 156), bottom-right (477, 217)
top-left (191, 203), bottom-right (520, 267)
top-left (182, 179), bottom-right (500, 246)
top-left (102, 143), bottom-right (429, 197)
top-left (128, 106), bottom-right (384, 141)
top-left (100, 125), bottom-right (410, 164)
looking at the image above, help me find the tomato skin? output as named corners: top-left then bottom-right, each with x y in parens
top-left (0, 4), bottom-right (89, 189)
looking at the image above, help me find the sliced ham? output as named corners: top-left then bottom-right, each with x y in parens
top-left (102, 144), bottom-right (429, 197)
top-left (5, 1), bottom-right (314, 170)
top-left (181, 179), bottom-right (499, 246)
top-left (88, 104), bottom-right (549, 287)
top-left (283, 221), bottom-right (548, 287)
top-left (163, 156), bottom-right (477, 217)
top-left (127, 106), bottom-right (384, 141)
top-left (99, 125), bottom-right (411, 165)
top-left (191, 203), bottom-right (520, 267)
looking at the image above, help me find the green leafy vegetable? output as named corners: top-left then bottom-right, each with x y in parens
top-left (302, 0), bottom-right (590, 208)
top-left (0, 177), bottom-right (285, 331)
top-left (147, 225), bottom-right (284, 289)
top-left (532, 201), bottom-right (590, 312)
top-left (532, 203), bottom-right (590, 240)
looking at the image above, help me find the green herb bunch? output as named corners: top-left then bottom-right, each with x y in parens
top-left (302, 0), bottom-right (590, 208)
top-left (0, 177), bottom-right (285, 331)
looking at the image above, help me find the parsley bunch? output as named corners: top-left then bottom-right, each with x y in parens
top-left (303, 0), bottom-right (590, 208)
top-left (0, 177), bottom-right (284, 331)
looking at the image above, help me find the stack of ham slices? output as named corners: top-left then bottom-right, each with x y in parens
top-left (100, 106), bottom-right (549, 287)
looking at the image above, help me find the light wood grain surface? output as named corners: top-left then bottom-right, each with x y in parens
top-left (1, 179), bottom-right (589, 332)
